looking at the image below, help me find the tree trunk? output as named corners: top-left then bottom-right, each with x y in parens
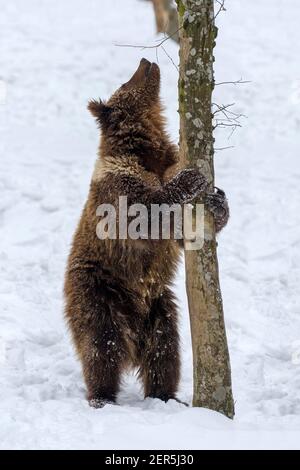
top-left (152, 0), bottom-right (179, 42)
top-left (177, 0), bottom-right (235, 419)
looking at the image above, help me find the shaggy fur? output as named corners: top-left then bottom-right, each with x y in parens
top-left (64, 59), bottom-right (229, 408)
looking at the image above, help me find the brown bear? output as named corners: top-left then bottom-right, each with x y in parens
top-left (64, 58), bottom-right (229, 408)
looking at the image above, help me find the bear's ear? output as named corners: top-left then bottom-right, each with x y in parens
top-left (87, 99), bottom-right (111, 126)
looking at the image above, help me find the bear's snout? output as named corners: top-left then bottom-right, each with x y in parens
top-left (123, 58), bottom-right (159, 90)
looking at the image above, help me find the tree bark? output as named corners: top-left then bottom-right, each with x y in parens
top-left (177, 0), bottom-right (235, 419)
top-left (152, 0), bottom-right (179, 42)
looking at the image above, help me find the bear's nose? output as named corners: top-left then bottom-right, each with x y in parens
top-left (140, 58), bottom-right (151, 67)
top-left (140, 58), bottom-right (152, 78)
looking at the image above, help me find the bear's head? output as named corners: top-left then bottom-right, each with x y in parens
top-left (88, 58), bottom-right (161, 130)
top-left (88, 59), bottom-right (177, 174)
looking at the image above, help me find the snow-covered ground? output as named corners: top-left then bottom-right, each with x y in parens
top-left (1, 0), bottom-right (300, 450)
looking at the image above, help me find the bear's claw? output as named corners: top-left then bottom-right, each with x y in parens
top-left (205, 187), bottom-right (229, 232)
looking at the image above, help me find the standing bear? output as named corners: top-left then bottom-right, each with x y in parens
top-left (64, 59), bottom-right (229, 408)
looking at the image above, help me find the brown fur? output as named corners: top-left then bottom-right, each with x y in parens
top-left (64, 59), bottom-right (228, 408)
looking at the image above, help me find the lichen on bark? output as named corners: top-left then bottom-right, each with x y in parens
top-left (176, 0), bottom-right (235, 419)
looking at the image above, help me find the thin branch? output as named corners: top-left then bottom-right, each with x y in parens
top-left (214, 0), bottom-right (226, 20)
top-left (215, 78), bottom-right (251, 86)
top-left (161, 45), bottom-right (179, 72)
top-left (214, 122), bottom-right (242, 129)
top-left (227, 127), bottom-right (237, 140)
top-left (213, 102), bottom-right (235, 117)
top-left (115, 26), bottom-right (183, 50)
top-left (215, 145), bottom-right (235, 152)
top-left (212, 102), bottom-right (246, 122)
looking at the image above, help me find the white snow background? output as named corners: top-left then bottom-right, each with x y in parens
top-left (0, 0), bottom-right (300, 450)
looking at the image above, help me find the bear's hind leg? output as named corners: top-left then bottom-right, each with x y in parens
top-left (139, 289), bottom-right (180, 402)
top-left (65, 268), bottom-right (127, 408)
top-left (81, 314), bottom-right (125, 408)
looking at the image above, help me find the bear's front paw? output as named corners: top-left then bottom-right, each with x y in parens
top-left (175, 168), bottom-right (208, 203)
top-left (205, 187), bottom-right (229, 232)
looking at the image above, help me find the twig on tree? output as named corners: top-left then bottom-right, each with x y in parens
top-left (214, 0), bottom-right (226, 20)
top-left (214, 121), bottom-right (242, 129)
top-left (115, 26), bottom-right (183, 50)
top-left (212, 101), bottom-right (245, 141)
top-left (212, 102), bottom-right (246, 122)
top-left (215, 78), bottom-right (251, 86)
top-left (215, 145), bottom-right (235, 152)
top-left (161, 45), bottom-right (179, 71)
top-left (228, 125), bottom-right (238, 140)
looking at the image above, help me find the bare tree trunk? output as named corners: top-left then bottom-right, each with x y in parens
top-left (177, 0), bottom-right (235, 419)
top-left (152, 0), bottom-right (167, 32)
top-left (151, 0), bottom-right (179, 42)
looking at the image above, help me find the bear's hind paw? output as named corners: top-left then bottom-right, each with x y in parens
top-left (89, 397), bottom-right (116, 409)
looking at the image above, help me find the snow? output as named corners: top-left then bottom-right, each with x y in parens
top-left (1, 0), bottom-right (300, 450)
